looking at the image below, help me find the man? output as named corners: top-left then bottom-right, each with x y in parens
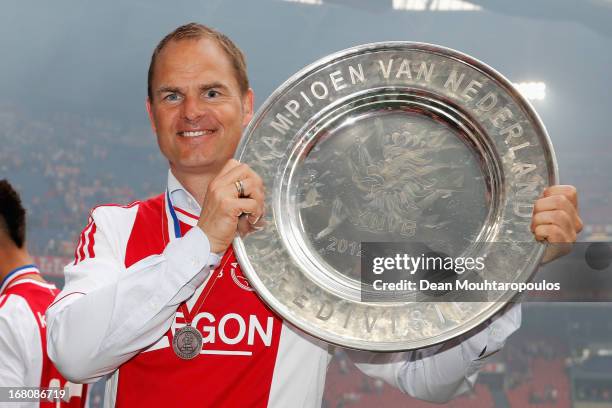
top-left (0, 180), bottom-right (86, 407)
top-left (46, 23), bottom-right (583, 407)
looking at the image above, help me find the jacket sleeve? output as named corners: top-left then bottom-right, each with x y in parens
top-left (347, 304), bottom-right (521, 403)
top-left (0, 295), bottom-right (42, 389)
top-left (46, 206), bottom-right (219, 384)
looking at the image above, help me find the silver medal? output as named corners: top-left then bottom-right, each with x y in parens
top-left (172, 325), bottom-right (203, 360)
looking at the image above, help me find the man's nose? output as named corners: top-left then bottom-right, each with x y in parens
top-left (182, 95), bottom-right (206, 123)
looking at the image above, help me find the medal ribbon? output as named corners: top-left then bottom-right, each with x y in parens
top-left (178, 251), bottom-right (232, 325)
top-left (165, 190), bottom-right (230, 327)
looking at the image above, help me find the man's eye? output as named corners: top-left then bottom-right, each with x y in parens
top-left (164, 93), bottom-right (181, 102)
top-left (205, 90), bottom-right (220, 98)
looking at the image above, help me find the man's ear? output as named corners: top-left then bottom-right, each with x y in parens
top-left (145, 97), bottom-right (157, 134)
top-left (242, 88), bottom-right (255, 127)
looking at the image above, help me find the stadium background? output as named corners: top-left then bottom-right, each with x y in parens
top-left (1, 1), bottom-right (611, 407)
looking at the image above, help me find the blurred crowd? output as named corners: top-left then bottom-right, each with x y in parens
top-left (575, 381), bottom-right (612, 403)
top-left (0, 105), bottom-right (165, 256)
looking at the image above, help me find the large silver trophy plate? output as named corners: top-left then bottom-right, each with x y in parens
top-left (234, 42), bottom-right (557, 351)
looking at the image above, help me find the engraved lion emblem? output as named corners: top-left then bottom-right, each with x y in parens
top-left (307, 122), bottom-right (466, 240)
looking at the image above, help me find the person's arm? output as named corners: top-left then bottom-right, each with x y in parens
top-left (0, 295), bottom-right (42, 390)
top-left (48, 160), bottom-right (266, 385)
top-left (347, 304), bottom-right (520, 403)
top-left (348, 184), bottom-right (580, 402)
top-left (46, 206), bottom-right (218, 384)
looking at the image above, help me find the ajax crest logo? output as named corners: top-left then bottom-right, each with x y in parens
top-left (230, 262), bottom-right (254, 292)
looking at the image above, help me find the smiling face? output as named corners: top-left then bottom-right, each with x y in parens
top-left (146, 37), bottom-right (253, 176)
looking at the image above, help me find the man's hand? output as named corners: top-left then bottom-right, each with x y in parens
top-left (198, 159), bottom-right (265, 254)
top-left (531, 185), bottom-right (583, 263)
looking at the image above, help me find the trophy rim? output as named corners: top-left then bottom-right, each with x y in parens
top-left (233, 41), bottom-right (559, 351)
top-left (238, 41), bottom-right (558, 183)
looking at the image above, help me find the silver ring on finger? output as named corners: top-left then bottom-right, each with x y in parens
top-left (235, 180), bottom-right (245, 198)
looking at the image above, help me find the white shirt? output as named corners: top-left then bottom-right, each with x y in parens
top-left (0, 265), bottom-right (85, 408)
top-left (0, 292), bottom-right (43, 400)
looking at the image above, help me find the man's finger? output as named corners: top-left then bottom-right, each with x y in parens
top-left (231, 198), bottom-right (262, 220)
top-left (534, 224), bottom-right (574, 243)
top-left (215, 164), bottom-right (261, 194)
top-left (231, 176), bottom-right (265, 201)
top-left (542, 185), bottom-right (578, 208)
top-left (533, 194), bottom-right (575, 214)
top-left (531, 210), bottom-right (573, 235)
top-left (532, 195), bottom-right (582, 232)
top-left (217, 158), bottom-right (242, 178)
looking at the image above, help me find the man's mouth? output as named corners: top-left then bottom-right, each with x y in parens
top-left (177, 130), bottom-right (215, 138)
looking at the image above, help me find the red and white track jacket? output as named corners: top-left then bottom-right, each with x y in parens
top-left (0, 265), bottom-right (86, 407)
